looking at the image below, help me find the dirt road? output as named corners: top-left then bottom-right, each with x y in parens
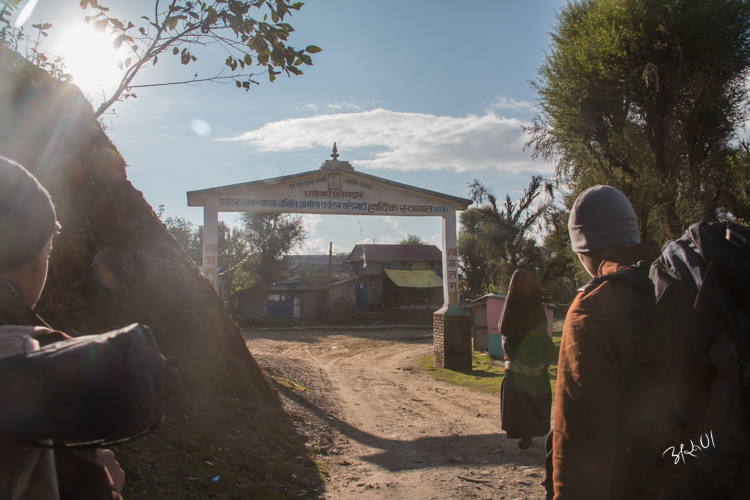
top-left (244, 327), bottom-right (551, 500)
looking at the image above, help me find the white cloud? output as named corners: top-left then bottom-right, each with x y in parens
top-left (490, 97), bottom-right (536, 113)
top-left (302, 214), bottom-right (323, 233)
top-left (383, 216), bottom-right (401, 231)
top-left (326, 102), bottom-right (361, 111)
top-left (306, 104), bottom-right (318, 110)
top-left (224, 108), bottom-right (550, 173)
top-left (296, 237), bottom-right (346, 255)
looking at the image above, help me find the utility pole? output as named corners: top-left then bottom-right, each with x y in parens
top-left (327, 242), bottom-right (333, 324)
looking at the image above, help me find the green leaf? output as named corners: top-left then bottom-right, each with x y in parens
top-left (41, 23), bottom-right (52, 30)
top-left (153, 55), bottom-right (158, 65)
top-left (290, 2), bottom-right (304, 10)
top-left (244, 54), bottom-right (253, 65)
top-left (165, 16), bottom-right (184, 30)
top-left (124, 57), bottom-right (131, 67)
top-left (235, 81), bottom-right (242, 88)
top-left (305, 45), bottom-right (321, 54)
top-left (139, 27), bottom-right (146, 35)
top-left (173, 47), bottom-right (179, 55)
top-left (110, 18), bottom-right (123, 30)
top-left (80, 0), bottom-right (99, 9)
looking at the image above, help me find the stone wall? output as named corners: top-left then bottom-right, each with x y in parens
top-left (433, 305), bottom-right (472, 370)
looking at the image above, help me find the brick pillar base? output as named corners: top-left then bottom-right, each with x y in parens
top-left (433, 304), bottom-right (472, 370)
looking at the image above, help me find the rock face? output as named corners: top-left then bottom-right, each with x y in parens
top-left (0, 47), bottom-right (273, 404)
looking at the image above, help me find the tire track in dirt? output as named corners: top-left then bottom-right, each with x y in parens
top-left (246, 328), bottom-right (550, 499)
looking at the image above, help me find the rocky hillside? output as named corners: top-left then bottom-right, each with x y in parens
top-left (0, 47), bottom-right (321, 498)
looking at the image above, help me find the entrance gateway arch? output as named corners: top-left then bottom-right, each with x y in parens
top-left (186, 147), bottom-right (473, 369)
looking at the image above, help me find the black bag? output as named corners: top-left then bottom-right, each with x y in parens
top-left (0, 323), bottom-right (166, 447)
top-left (591, 221), bottom-right (750, 499)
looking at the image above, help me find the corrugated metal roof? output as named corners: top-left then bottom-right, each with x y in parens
top-left (235, 283), bottom-right (326, 293)
top-left (327, 274), bottom-right (382, 287)
top-left (384, 269), bottom-right (443, 288)
top-left (345, 244), bottom-right (442, 263)
top-left (284, 255), bottom-right (331, 265)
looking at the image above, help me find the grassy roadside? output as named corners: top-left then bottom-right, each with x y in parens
top-left (420, 351), bottom-right (506, 396)
top-left (420, 314), bottom-right (566, 398)
top-left (420, 351), bottom-right (558, 398)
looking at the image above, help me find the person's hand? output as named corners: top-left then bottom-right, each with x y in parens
top-left (96, 448), bottom-right (125, 494)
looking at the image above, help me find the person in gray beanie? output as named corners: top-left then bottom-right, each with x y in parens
top-left (0, 156), bottom-right (126, 499)
top-left (545, 185), bottom-right (660, 500)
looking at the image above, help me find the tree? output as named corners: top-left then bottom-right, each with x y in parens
top-left (536, 207), bottom-right (588, 304)
top-left (238, 212), bottom-right (306, 284)
top-left (217, 221), bottom-right (253, 296)
top-left (527, 0), bottom-right (750, 240)
top-left (0, 0), bottom-right (321, 117)
top-left (162, 215), bottom-right (253, 295)
top-left (398, 234), bottom-right (427, 245)
top-left (458, 176), bottom-right (554, 299)
top-left (162, 214), bottom-right (202, 263)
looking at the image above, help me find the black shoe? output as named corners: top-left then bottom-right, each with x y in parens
top-left (518, 437), bottom-right (532, 449)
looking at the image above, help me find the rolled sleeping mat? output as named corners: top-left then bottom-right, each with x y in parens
top-left (0, 323), bottom-right (166, 447)
top-left (498, 269), bottom-right (547, 339)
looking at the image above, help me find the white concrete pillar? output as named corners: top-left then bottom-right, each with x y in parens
top-left (203, 207), bottom-right (219, 292)
top-left (441, 208), bottom-right (459, 305)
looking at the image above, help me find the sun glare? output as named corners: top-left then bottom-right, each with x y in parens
top-left (54, 22), bottom-right (128, 102)
top-left (14, 0), bottom-right (38, 28)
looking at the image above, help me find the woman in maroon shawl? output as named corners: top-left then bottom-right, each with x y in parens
top-left (499, 270), bottom-right (555, 449)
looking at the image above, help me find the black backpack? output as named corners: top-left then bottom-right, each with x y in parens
top-left (591, 221), bottom-right (750, 499)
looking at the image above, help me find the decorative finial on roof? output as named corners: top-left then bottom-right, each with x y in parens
top-left (320, 142), bottom-right (353, 171)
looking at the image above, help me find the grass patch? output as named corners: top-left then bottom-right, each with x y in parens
top-left (420, 351), bottom-right (505, 397)
top-left (420, 350), bottom-right (558, 397)
top-left (273, 376), bottom-right (310, 392)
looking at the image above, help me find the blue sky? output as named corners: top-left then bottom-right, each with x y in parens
top-left (12, 0), bottom-right (568, 254)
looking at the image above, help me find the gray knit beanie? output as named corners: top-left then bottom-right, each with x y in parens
top-left (568, 185), bottom-right (640, 253)
top-left (0, 156), bottom-right (57, 273)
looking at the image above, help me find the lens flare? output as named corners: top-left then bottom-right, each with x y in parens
top-left (14, 0), bottom-right (38, 28)
top-left (191, 119), bottom-right (211, 137)
top-left (92, 247), bottom-right (135, 290)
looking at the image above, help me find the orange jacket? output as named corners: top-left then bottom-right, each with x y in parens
top-left (552, 241), bottom-right (661, 500)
